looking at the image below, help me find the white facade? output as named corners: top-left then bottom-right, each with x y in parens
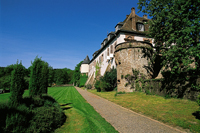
top-left (81, 64), bottom-right (89, 74)
top-left (86, 7), bottom-right (152, 84)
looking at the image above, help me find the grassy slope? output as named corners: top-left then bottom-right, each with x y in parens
top-left (88, 89), bottom-right (200, 133)
top-left (48, 86), bottom-right (118, 133)
top-left (0, 87), bottom-right (118, 133)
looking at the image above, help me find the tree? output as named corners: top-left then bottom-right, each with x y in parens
top-left (72, 61), bottom-right (83, 86)
top-left (48, 66), bottom-right (54, 86)
top-left (40, 62), bottom-right (49, 94)
top-left (10, 61), bottom-right (26, 105)
top-left (0, 67), bottom-right (5, 77)
top-left (54, 69), bottom-right (69, 85)
top-left (29, 57), bottom-right (49, 97)
top-left (138, 0), bottom-right (200, 91)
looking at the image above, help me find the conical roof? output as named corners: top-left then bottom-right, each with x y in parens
top-left (82, 55), bottom-right (90, 64)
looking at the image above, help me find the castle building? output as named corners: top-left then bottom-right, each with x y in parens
top-left (82, 7), bottom-right (155, 92)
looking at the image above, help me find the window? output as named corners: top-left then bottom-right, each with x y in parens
top-left (137, 23), bottom-right (144, 31)
top-left (107, 48), bottom-right (109, 56)
top-left (102, 54), bottom-right (104, 62)
top-left (99, 56), bottom-right (101, 63)
top-left (110, 45), bottom-right (113, 54)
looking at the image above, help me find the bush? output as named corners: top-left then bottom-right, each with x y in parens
top-left (0, 95), bottom-right (66, 133)
top-left (5, 104), bottom-right (31, 133)
top-left (197, 94), bottom-right (200, 112)
top-left (30, 104), bottom-right (65, 132)
top-left (100, 80), bottom-right (109, 92)
top-left (95, 80), bottom-right (101, 92)
top-left (100, 68), bottom-right (117, 91)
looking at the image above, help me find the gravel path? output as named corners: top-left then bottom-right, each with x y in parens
top-left (75, 87), bottom-right (186, 133)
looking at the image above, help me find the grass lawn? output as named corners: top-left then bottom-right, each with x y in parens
top-left (88, 89), bottom-right (200, 133)
top-left (49, 86), bottom-right (118, 133)
top-left (0, 87), bottom-right (118, 133)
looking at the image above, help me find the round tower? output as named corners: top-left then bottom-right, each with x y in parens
top-left (80, 55), bottom-right (90, 75)
top-left (114, 40), bottom-right (153, 92)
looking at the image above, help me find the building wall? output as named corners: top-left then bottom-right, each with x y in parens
top-left (88, 33), bottom-right (126, 78)
top-left (81, 64), bottom-right (89, 74)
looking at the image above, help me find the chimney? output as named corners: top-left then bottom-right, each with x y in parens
top-left (131, 7), bottom-right (136, 31)
top-left (131, 7), bottom-right (135, 17)
top-left (143, 15), bottom-right (147, 19)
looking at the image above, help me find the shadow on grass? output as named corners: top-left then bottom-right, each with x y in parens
top-left (60, 103), bottom-right (72, 106)
top-left (62, 107), bottom-right (73, 110)
top-left (60, 103), bottom-right (73, 110)
top-left (192, 111), bottom-right (200, 120)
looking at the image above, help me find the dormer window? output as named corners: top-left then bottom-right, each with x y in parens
top-left (107, 32), bottom-right (115, 41)
top-left (101, 43), bottom-right (104, 48)
top-left (103, 38), bottom-right (108, 45)
top-left (137, 23), bottom-right (144, 31)
top-left (115, 22), bottom-right (124, 32)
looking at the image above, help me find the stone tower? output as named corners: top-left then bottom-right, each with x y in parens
top-left (114, 40), bottom-right (153, 92)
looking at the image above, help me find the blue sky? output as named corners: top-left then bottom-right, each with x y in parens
top-left (0, 0), bottom-right (148, 70)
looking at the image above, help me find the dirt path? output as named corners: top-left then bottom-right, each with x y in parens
top-left (75, 87), bottom-right (186, 133)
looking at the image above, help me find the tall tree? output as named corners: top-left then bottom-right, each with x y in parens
top-left (138, 0), bottom-right (200, 90)
top-left (29, 57), bottom-right (49, 96)
top-left (10, 61), bottom-right (26, 105)
top-left (72, 61), bottom-right (83, 86)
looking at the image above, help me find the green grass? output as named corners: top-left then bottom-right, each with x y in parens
top-left (88, 89), bottom-right (200, 133)
top-left (0, 87), bottom-right (118, 133)
top-left (49, 86), bottom-right (118, 133)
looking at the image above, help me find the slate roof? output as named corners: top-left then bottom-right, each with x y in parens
top-left (82, 55), bottom-right (90, 64)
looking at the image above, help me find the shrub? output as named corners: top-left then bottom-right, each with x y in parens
top-left (0, 95), bottom-right (66, 133)
top-left (95, 80), bottom-right (101, 92)
top-left (99, 80), bottom-right (108, 92)
top-left (29, 104), bottom-right (65, 132)
top-left (5, 104), bottom-right (31, 133)
top-left (197, 94), bottom-right (200, 114)
top-left (101, 68), bottom-right (117, 91)
top-left (85, 84), bottom-right (92, 89)
top-left (95, 68), bottom-right (117, 92)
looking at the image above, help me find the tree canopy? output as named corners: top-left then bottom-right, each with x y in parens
top-left (72, 61), bottom-right (83, 86)
top-left (138, 0), bottom-right (200, 73)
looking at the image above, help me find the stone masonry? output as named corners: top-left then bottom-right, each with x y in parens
top-left (114, 40), bottom-right (153, 92)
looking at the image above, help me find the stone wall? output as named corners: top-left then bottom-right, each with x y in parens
top-left (114, 40), bottom-right (153, 92)
top-left (136, 78), bottom-right (200, 101)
